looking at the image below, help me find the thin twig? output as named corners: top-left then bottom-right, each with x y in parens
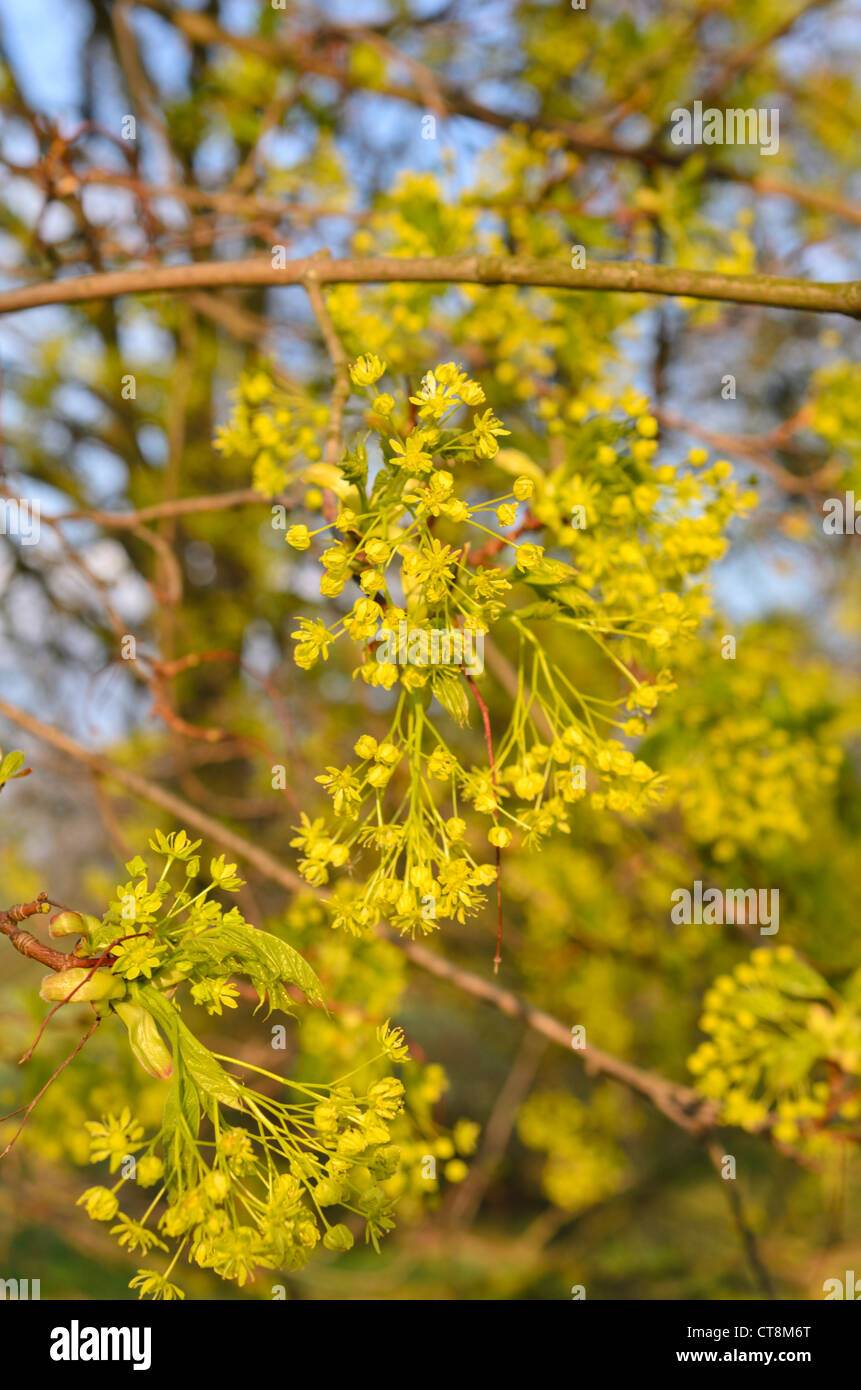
top-left (706, 1138), bottom-right (776, 1299)
top-left (0, 1019), bottom-right (101, 1158)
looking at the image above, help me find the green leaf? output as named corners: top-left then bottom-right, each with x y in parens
top-left (114, 1000), bottom-right (174, 1079)
top-left (771, 1035), bottom-right (827, 1090)
top-left (139, 986), bottom-right (244, 1109)
top-left (0, 750), bottom-right (27, 784)
top-left (162, 1062), bottom-right (201, 1200)
top-left (177, 922), bottom-right (326, 1010)
top-left (770, 958), bottom-right (830, 999)
top-left (553, 584), bottom-right (597, 612)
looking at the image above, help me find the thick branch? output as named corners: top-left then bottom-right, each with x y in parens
top-left (0, 254), bottom-right (857, 318)
top-left (0, 894), bottom-right (95, 971)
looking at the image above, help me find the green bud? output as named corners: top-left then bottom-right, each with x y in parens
top-left (40, 968), bottom-right (127, 1003)
top-left (72, 915), bottom-right (107, 954)
top-left (203, 1171), bottom-right (230, 1202)
top-left (314, 1177), bottom-right (345, 1206)
top-left (322, 1222), bottom-right (354, 1252)
top-left (357, 1185), bottom-right (386, 1216)
top-left (312, 1100), bottom-right (339, 1134)
top-left (113, 1000), bottom-right (173, 1079)
top-left (48, 911), bottom-right (84, 939)
top-left (369, 1144), bottom-right (401, 1180)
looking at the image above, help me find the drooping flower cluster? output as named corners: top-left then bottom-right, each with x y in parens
top-left (688, 946), bottom-right (861, 1153)
top-left (57, 834), bottom-right (419, 1298)
top-left (215, 358), bottom-right (756, 937)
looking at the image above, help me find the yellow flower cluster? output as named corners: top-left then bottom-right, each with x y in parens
top-left (688, 947), bottom-right (861, 1151)
top-left (256, 361), bottom-right (756, 937)
top-left (214, 368), bottom-right (329, 497)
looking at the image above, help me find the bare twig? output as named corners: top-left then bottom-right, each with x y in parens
top-left (446, 1029), bottom-right (547, 1226)
top-left (706, 1138), bottom-right (776, 1299)
top-left (0, 254), bottom-right (856, 318)
top-left (0, 1019), bottom-right (101, 1159)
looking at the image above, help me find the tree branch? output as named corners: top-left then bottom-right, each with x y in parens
top-left (0, 254), bottom-right (857, 318)
top-left (397, 934), bottom-right (716, 1135)
top-left (0, 894), bottom-right (90, 971)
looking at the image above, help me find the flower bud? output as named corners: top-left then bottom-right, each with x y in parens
top-left (48, 911), bottom-right (84, 939)
top-left (136, 1156), bottom-right (164, 1188)
top-left (366, 764), bottom-right (391, 789)
top-left (77, 914), bottom-right (104, 941)
top-left (40, 968), bottom-right (127, 1004)
top-left (314, 1177), bottom-right (345, 1207)
top-left (114, 1001), bottom-right (173, 1079)
top-left (203, 1171), bottom-right (230, 1203)
top-left (77, 1186), bottom-right (119, 1222)
top-left (322, 1222), bottom-right (354, 1252)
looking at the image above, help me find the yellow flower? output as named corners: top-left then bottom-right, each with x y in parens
top-left (470, 408), bottom-right (510, 458)
top-left (136, 1156), bottom-right (164, 1188)
top-left (85, 1109), bottom-right (145, 1171)
top-left (78, 1186), bottom-right (120, 1221)
top-left (350, 354), bottom-right (386, 386)
top-left (286, 525), bottom-right (311, 550)
top-left (389, 430), bottom-right (437, 474)
top-left (376, 1021), bottom-right (411, 1063)
top-left (515, 543), bottom-right (545, 571)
